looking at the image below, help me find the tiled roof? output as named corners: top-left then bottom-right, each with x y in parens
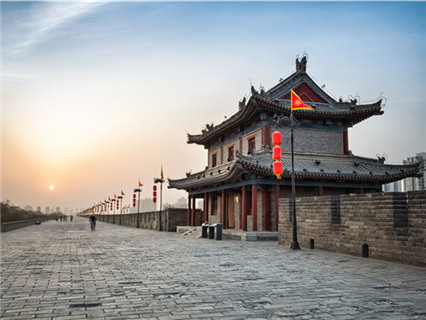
top-left (168, 150), bottom-right (420, 191)
top-left (188, 93), bottom-right (383, 146)
top-left (238, 151), bottom-right (419, 184)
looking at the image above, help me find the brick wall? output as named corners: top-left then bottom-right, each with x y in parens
top-left (280, 126), bottom-right (344, 155)
top-left (95, 208), bottom-right (201, 232)
top-left (278, 191), bottom-right (426, 266)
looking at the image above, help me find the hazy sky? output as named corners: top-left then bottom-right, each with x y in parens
top-left (2, 1), bottom-right (425, 211)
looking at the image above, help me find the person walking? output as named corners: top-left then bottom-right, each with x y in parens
top-left (89, 215), bottom-right (96, 231)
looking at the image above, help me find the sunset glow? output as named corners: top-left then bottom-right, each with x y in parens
top-left (2, 2), bottom-right (425, 212)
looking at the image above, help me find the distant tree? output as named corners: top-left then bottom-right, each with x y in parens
top-left (1, 200), bottom-right (58, 223)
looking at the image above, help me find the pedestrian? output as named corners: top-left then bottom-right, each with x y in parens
top-left (70, 215), bottom-right (73, 222)
top-left (89, 215), bottom-right (96, 231)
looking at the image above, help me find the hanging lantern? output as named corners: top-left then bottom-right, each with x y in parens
top-left (273, 161), bottom-right (283, 179)
top-left (272, 131), bottom-right (283, 179)
top-left (272, 131), bottom-right (282, 146)
top-left (110, 202), bottom-right (113, 211)
top-left (117, 199), bottom-right (119, 210)
top-left (133, 194), bottom-right (136, 207)
top-left (273, 146), bottom-right (282, 161)
top-left (153, 197), bottom-right (157, 203)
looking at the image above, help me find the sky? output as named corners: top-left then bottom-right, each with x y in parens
top-left (1, 1), bottom-right (425, 212)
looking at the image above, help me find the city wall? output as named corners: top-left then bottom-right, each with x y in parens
top-left (94, 208), bottom-right (201, 232)
top-left (278, 191), bottom-right (426, 266)
top-left (1, 217), bottom-right (55, 233)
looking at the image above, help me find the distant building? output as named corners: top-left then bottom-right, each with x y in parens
top-left (45, 206), bottom-right (50, 214)
top-left (55, 207), bottom-right (61, 213)
top-left (383, 180), bottom-right (402, 192)
top-left (36, 206), bottom-right (41, 213)
top-left (24, 205), bottom-right (33, 211)
top-left (175, 197), bottom-right (187, 208)
top-left (403, 152), bottom-right (426, 191)
top-left (129, 198), bottom-right (156, 213)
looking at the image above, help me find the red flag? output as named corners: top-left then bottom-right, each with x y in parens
top-left (139, 179), bottom-right (143, 187)
top-left (114, 194), bottom-right (117, 198)
top-left (108, 196), bottom-right (111, 201)
top-left (121, 189), bottom-right (125, 196)
top-left (161, 166), bottom-right (164, 180)
top-left (291, 89), bottom-right (314, 111)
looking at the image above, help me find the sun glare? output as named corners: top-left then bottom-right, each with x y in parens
top-left (49, 185), bottom-right (55, 190)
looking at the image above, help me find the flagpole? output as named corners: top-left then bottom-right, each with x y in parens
top-left (290, 112), bottom-right (300, 250)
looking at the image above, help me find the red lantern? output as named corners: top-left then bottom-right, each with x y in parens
top-left (272, 131), bottom-right (282, 146)
top-left (273, 146), bottom-right (282, 161)
top-left (117, 200), bottom-right (119, 210)
top-left (133, 194), bottom-right (136, 207)
top-left (110, 202), bottom-right (113, 210)
top-left (273, 161), bottom-right (283, 179)
top-left (153, 185), bottom-right (157, 191)
top-left (153, 197), bottom-right (157, 203)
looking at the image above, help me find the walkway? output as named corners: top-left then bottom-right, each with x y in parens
top-left (1, 217), bottom-right (425, 320)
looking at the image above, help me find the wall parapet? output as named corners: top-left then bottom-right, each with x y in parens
top-left (278, 191), bottom-right (426, 266)
top-left (93, 208), bottom-right (201, 232)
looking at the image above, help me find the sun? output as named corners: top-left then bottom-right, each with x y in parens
top-left (49, 185), bottom-right (55, 190)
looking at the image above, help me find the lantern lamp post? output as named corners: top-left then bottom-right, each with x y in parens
top-left (118, 195), bottom-right (123, 225)
top-left (111, 198), bottom-right (116, 224)
top-left (273, 112), bottom-right (301, 250)
top-left (134, 187), bottom-right (142, 228)
top-left (153, 177), bottom-right (165, 231)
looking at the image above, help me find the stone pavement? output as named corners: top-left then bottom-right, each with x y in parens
top-left (1, 218), bottom-right (425, 320)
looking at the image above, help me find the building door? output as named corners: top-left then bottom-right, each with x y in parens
top-left (227, 194), bottom-right (235, 228)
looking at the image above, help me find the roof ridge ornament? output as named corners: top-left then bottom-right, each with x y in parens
top-left (295, 54), bottom-right (308, 73)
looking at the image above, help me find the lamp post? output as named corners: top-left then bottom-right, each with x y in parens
top-left (118, 195), bottom-right (123, 225)
top-left (134, 187), bottom-right (142, 228)
top-left (153, 177), bottom-right (165, 231)
top-left (111, 198), bottom-right (116, 224)
top-left (274, 112), bottom-right (301, 250)
top-left (104, 201), bottom-right (107, 220)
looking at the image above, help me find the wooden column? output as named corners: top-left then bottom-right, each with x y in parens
top-left (343, 131), bottom-right (349, 155)
top-left (242, 185), bottom-right (247, 231)
top-left (191, 196), bottom-right (196, 226)
top-left (221, 189), bottom-right (226, 227)
top-left (252, 184), bottom-right (258, 232)
top-left (275, 184), bottom-right (279, 232)
top-left (187, 195), bottom-right (191, 226)
top-left (262, 191), bottom-right (271, 231)
top-left (203, 193), bottom-right (209, 223)
top-left (262, 125), bottom-right (271, 147)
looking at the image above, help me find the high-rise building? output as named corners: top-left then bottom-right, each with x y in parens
top-left (383, 180), bottom-right (402, 192)
top-left (403, 152), bottom-right (426, 191)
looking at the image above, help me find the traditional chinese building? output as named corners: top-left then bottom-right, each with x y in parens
top-left (168, 57), bottom-right (420, 232)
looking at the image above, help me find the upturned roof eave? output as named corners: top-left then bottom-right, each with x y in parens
top-left (186, 97), bottom-right (259, 145)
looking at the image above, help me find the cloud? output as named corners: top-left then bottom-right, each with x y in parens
top-left (4, 2), bottom-right (104, 57)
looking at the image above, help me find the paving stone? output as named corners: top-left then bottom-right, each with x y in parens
top-left (1, 217), bottom-right (426, 320)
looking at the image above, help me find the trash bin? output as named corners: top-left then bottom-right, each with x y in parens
top-left (201, 223), bottom-right (209, 238)
top-left (208, 224), bottom-right (216, 239)
top-left (215, 223), bottom-right (222, 241)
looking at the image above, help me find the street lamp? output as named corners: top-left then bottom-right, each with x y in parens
top-left (274, 112), bottom-right (301, 250)
top-left (111, 198), bottom-right (116, 224)
top-left (118, 195), bottom-right (123, 225)
top-left (133, 187), bottom-right (142, 228)
top-left (153, 177), bottom-right (165, 231)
